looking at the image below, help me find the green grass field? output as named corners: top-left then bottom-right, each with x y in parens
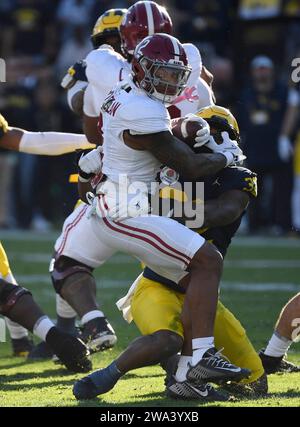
top-left (0, 231), bottom-right (300, 407)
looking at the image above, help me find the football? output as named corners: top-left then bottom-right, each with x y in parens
top-left (171, 115), bottom-right (206, 148)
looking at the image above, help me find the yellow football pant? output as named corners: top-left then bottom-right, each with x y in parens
top-left (131, 276), bottom-right (264, 384)
top-left (0, 241), bottom-right (11, 279)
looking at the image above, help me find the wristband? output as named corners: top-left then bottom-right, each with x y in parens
top-left (78, 174), bottom-right (92, 183)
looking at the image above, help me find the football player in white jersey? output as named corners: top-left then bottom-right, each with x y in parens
top-left (65, 1), bottom-right (214, 144)
top-left (65, 33), bottom-right (248, 399)
top-left (49, 2), bottom-right (215, 357)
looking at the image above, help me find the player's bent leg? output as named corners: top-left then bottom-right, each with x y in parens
top-left (53, 205), bottom-right (117, 353)
top-left (51, 254), bottom-right (117, 353)
top-left (259, 292), bottom-right (300, 374)
top-left (73, 275), bottom-right (187, 400)
top-left (0, 278), bottom-right (92, 373)
top-left (184, 243), bottom-right (251, 384)
top-left (73, 330), bottom-right (182, 400)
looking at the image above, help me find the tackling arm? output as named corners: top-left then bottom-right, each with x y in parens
top-left (83, 114), bottom-right (103, 146)
top-left (203, 189), bottom-right (249, 228)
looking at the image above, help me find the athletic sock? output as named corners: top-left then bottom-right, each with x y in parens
top-left (5, 318), bottom-right (28, 339)
top-left (264, 331), bottom-right (292, 358)
top-left (192, 337), bottom-right (214, 366)
top-left (33, 316), bottom-right (55, 341)
top-left (175, 356), bottom-right (192, 382)
top-left (81, 310), bottom-right (105, 325)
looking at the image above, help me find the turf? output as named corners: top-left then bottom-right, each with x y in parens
top-left (0, 232), bottom-right (300, 407)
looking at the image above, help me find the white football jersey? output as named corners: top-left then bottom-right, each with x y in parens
top-left (83, 45), bottom-right (131, 118)
top-left (101, 78), bottom-right (170, 189)
top-left (168, 43), bottom-right (214, 118)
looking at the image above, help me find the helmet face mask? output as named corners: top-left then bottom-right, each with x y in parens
top-left (132, 34), bottom-right (191, 104)
top-left (138, 57), bottom-right (191, 103)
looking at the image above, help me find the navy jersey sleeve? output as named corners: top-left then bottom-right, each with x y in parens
top-left (217, 166), bottom-right (258, 199)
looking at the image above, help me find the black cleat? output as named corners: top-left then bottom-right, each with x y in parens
top-left (187, 348), bottom-right (251, 385)
top-left (259, 349), bottom-right (300, 374)
top-left (50, 331), bottom-right (92, 373)
top-left (27, 341), bottom-right (54, 360)
top-left (81, 317), bottom-right (117, 353)
top-left (73, 362), bottom-right (122, 400)
top-left (12, 337), bottom-right (34, 357)
top-left (166, 377), bottom-right (232, 401)
top-left (221, 373), bottom-right (268, 398)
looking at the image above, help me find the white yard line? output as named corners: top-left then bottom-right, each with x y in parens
top-left (14, 274), bottom-right (299, 292)
top-left (1, 231), bottom-right (300, 248)
top-left (7, 252), bottom-right (300, 268)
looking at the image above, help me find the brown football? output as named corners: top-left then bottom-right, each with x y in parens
top-left (171, 116), bottom-right (205, 149)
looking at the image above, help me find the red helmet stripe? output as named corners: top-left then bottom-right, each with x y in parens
top-left (145, 1), bottom-right (155, 35)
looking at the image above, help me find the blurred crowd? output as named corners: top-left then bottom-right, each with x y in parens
top-left (0, 0), bottom-right (300, 236)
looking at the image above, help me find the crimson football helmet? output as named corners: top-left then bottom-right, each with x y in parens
top-left (132, 33), bottom-right (191, 104)
top-left (120, 1), bottom-right (173, 57)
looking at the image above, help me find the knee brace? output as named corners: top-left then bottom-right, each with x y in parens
top-left (50, 255), bottom-right (94, 296)
top-left (0, 278), bottom-right (31, 315)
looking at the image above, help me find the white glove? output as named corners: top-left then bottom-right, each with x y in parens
top-left (206, 132), bottom-right (246, 166)
top-left (278, 135), bottom-right (293, 162)
top-left (78, 146), bottom-right (103, 178)
top-left (180, 114), bottom-right (210, 148)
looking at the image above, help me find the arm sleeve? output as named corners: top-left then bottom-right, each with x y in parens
top-left (19, 131), bottom-right (95, 155)
top-left (218, 167), bottom-right (258, 199)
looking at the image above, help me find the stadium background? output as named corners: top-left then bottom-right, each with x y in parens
top-left (0, 0), bottom-right (300, 407)
top-left (0, 0), bottom-right (300, 234)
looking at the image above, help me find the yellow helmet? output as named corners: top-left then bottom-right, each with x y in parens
top-left (195, 105), bottom-right (240, 145)
top-left (91, 8), bottom-right (127, 49)
top-left (0, 113), bottom-right (8, 137)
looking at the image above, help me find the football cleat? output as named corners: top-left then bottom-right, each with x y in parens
top-left (187, 347), bottom-right (251, 385)
top-left (166, 377), bottom-right (232, 401)
top-left (73, 362), bottom-right (122, 400)
top-left (81, 317), bottom-right (117, 353)
top-left (51, 333), bottom-right (92, 373)
top-left (221, 373), bottom-right (268, 398)
top-left (12, 337), bottom-right (34, 357)
top-left (259, 349), bottom-right (300, 374)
